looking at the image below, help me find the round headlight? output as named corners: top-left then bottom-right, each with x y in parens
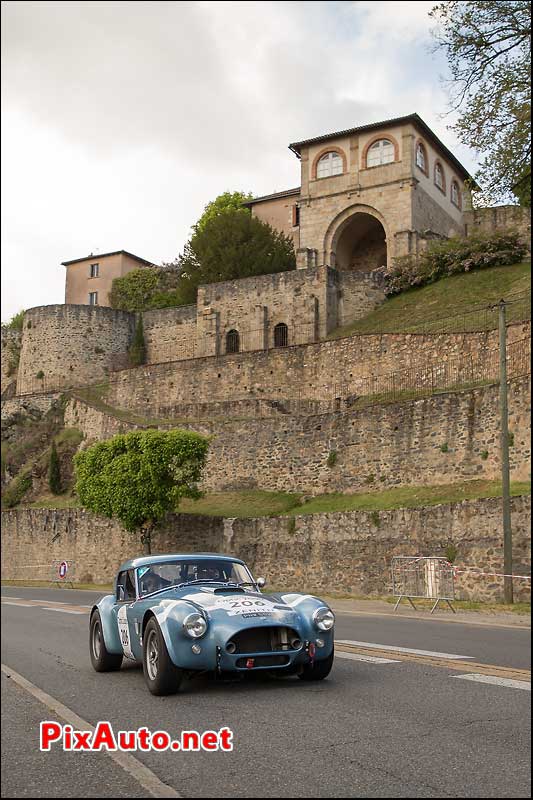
top-left (313, 607), bottom-right (335, 631)
top-left (183, 612), bottom-right (207, 639)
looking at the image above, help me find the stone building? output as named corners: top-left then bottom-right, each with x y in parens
top-left (62, 250), bottom-right (154, 307)
top-left (246, 113), bottom-right (475, 270)
top-left (39, 113), bottom-right (526, 378)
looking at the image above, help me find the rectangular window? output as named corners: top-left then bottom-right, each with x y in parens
top-left (89, 291), bottom-right (98, 306)
top-left (90, 263), bottom-right (99, 278)
top-left (292, 205), bottom-right (300, 227)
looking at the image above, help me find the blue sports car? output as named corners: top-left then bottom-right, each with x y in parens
top-left (90, 553), bottom-right (335, 695)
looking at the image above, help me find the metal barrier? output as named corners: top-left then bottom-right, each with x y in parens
top-left (49, 560), bottom-right (76, 588)
top-left (391, 556), bottom-right (455, 613)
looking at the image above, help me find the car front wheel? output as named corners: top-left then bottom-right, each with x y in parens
top-left (298, 646), bottom-right (334, 681)
top-left (90, 611), bottom-right (123, 672)
top-left (142, 617), bottom-right (183, 696)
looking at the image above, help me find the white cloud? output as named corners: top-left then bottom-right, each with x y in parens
top-left (1, 0), bottom-right (477, 321)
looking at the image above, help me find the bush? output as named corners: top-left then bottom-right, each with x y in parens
top-left (2, 472), bottom-right (32, 508)
top-left (384, 230), bottom-right (528, 296)
top-left (326, 450), bottom-right (337, 468)
top-left (3, 310), bottom-right (24, 331)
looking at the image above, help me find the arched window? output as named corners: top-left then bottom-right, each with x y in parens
top-left (274, 322), bottom-right (288, 348)
top-left (226, 329), bottom-right (240, 354)
top-left (434, 161), bottom-right (446, 191)
top-left (415, 142), bottom-right (427, 174)
top-left (450, 179), bottom-right (461, 208)
top-left (316, 151), bottom-right (344, 178)
top-left (366, 139), bottom-right (395, 167)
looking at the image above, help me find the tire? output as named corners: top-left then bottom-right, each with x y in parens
top-left (298, 646), bottom-right (334, 682)
top-left (90, 611), bottom-right (123, 672)
top-left (142, 617), bottom-right (183, 696)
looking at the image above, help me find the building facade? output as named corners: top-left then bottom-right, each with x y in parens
top-left (51, 115), bottom-right (495, 369)
top-left (246, 113), bottom-right (474, 272)
top-left (63, 250), bottom-right (154, 307)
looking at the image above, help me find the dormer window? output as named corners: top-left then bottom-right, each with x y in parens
top-left (434, 161), bottom-right (446, 192)
top-left (366, 139), bottom-right (395, 167)
top-left (316, 151), bottom-right (343, 178)
top-left (415, 142), bottom-right (427, 174)
top-left (451, 179), bottom-right (461, 208)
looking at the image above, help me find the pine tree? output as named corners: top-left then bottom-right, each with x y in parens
top-left (49, 440), bottom-right (61, 495)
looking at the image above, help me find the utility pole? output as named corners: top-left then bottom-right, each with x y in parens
top-left (498, 300), bottom-right (513, 604)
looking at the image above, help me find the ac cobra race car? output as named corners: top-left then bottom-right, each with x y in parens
top-left (90, 553), bottom-right (335, 695)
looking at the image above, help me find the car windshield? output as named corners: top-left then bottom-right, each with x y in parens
top-left (136, 560), bottom-right (254, 597)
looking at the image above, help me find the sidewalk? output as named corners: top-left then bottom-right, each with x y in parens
top-left (325, 595), bottom-right (531, 628)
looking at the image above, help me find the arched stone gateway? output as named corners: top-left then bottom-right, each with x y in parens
top-left (324, 205), bottom-right (389, 272)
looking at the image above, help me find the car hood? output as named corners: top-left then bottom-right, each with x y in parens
top-left (157, 586), bottom-right (299, 624)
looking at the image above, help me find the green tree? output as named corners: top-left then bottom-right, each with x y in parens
top-left (173, 210), bottom-right (296, 303)
top-left (430, 1), bottom-right (531, 204)
top-left (3, 309), bottom-right (24, 331)
top-left (512, 166), bottom-right (531, 207)
top-left (128, 316), bottom-right (146, 367)
top-left (193, 190), bottom-right (253, 234)
top-left (109, 268), bottom-right (160, 311)
top-left (48, 440), bottom-right (61, 495)
top-left (74, 429), bottom-right (209, 554)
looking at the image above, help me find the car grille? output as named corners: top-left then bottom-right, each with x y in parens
top-left (227, 626), bottom-right (301, 654)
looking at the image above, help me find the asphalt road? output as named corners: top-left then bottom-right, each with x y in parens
top-left (1, 587), bottom-right (531, 798)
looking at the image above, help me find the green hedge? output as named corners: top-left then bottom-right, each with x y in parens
top-left (385, 230), bottom-right (528, 296)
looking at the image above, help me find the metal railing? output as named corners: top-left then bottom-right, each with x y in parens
top-left (391, 556), bottom-right (456, 613)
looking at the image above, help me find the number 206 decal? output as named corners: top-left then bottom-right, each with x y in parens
top-left (214, 598), bottom-right (276, 616)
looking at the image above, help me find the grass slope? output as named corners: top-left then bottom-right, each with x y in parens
top-left (329, 261), bottom-right (531, 338)
top-left (167, 480), bottom-right (529, 518)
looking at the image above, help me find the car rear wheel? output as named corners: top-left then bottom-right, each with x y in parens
top-left (142, 617), bottom-right (183, 696)
top-left (90, 611), bottom-right (123, 672)
top-left (298, 647), bottom-right (334, 681)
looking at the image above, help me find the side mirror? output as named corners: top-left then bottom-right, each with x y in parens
top-left (256, 577), bottom-right (266, 589)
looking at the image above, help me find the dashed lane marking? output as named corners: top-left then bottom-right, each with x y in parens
top-left (336, 652), bottom-right (402, 664)
top-left (452, 673), bottom-right (531, 691)
top-left (1, 598), bottom-right (89, 613)
top-left (336, 640), bottom-right (474, 659)
top-left (41, 607), bottom-right (87, 615)
top-left (335, 641), bottom-right (531, 682)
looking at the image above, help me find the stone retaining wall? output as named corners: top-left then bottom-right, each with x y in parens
top-left (2, 495), bottom-right (530, 601)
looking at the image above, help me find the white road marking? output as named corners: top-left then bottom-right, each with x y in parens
top-left (41, 607), bottom-right (87, 615)
top-left (1, 601), bottom-right (35, 607)
top-left (0, 596), bottom-right (22, 600)
top-left (336, 652), bottom-right (402, 664)
top-left (452, 673), bottom-right (531, 691)
top-left (336, 640), bottom-right (474, 660)
top-left (1, 664), bottom-right (181, 798)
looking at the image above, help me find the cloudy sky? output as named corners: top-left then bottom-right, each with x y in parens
top-left (1, 0), bottom-right (477, 321)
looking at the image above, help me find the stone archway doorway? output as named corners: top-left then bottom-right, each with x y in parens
top-left (333, 212), bottom-right (387, 272)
